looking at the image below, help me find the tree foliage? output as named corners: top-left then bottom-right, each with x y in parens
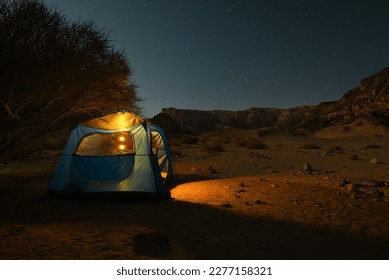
top-left (0, 0), bottom-right (140, 162)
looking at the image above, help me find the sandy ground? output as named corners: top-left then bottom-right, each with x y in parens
top-left (1, 125), bottom-right (389, 259)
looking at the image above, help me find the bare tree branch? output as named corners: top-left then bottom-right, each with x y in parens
top-left (0, 0), bottom-right (140, 162)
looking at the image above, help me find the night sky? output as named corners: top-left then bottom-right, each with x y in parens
top-left (43, 0), bottom-right (389, 117)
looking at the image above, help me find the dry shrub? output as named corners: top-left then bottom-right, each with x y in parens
top-left (235, 137), bottom-right (267, 149)
top-left (327, 145), bottom-right (343, 153)
top-left (201, 143), bottom-right (225, 152)
top-left (362, 144), bottom-right (382, 150)
top-left (181, 135), bottom-right (199, 145)
top-left (235, 137), bottom-right (248, 147)
top-left (222, 137), bottom-right (231, 144)
top-left (300, 144), bottom-right (321, 149)
top-left (246, 138), bottom-right (267, 150)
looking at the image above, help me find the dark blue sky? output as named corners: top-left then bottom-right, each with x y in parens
top-left (43, 0), bottom-right (389, 117)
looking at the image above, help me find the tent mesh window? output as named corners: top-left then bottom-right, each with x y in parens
top-left (75, 131), bottom-right (135, 156)
top-left (151, 130), bottom-right (169, 178)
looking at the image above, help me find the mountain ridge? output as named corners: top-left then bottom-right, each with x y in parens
top-left (152, 68), bottom-right (389, 135)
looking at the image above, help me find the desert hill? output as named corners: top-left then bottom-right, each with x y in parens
top-left (155, 68), bottom-right (389, 135)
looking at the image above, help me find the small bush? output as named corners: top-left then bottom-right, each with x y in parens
top-left (181, 135), bottom-right (199, 145)
top-left (222, 137), bottom-right (231, 144)
top-left (246, 138), bottom-right (267, 150)
top-left (235, 137), bottom-right (248, 147)
top-left (300, 144), bottom-right (321, 149)
top-left (327, 145), bottom-right (343, 153)
top-left (201, 143), bottom-right (225, 152)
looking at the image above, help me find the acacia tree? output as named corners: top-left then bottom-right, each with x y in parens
top-left (0, 0), bottom-right (141, 162)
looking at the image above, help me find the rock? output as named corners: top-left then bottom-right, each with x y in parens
top-left (190, 166), bottom-right (200, 172)
top-left (221, 203), bottom-right (233, 208)
top-left (370, 158), bottom-right (379, 164)
top-left (370, 188), bottom-right (382, 197)
top-left (237, 189), bottom-right (247, 193)
top-left (349, 155), bottom-right (358, 160)
top-left (244, 202), bottom-right (252, 206)
top-left (380, 187), bottom-right (389, 197)
top-left (239, 182), bottom-right (245, 187)
top-left (5, 225), bottom-right (27, 237)
top-left (270, 184), bottom-right (278, 188)
top-left (303, 163), bottom-right (313, 173)
top-left (255, 200), bottom-right (264, 204)
top-left (363, 179), bottom-right (383, 188)
top-left (346, 184), bottom-right (355, 193)
top-left (207, 166), bottom-right (217, 173)
top-left (339, 179), bottom-right (351, 187)
top-left (358, 187), bottom-right (371, 195)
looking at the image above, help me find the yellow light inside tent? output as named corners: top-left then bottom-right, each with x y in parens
top-left (119, 144), bottom-right (125, 150)
top-left (119, 136), bottom-right (125, 141)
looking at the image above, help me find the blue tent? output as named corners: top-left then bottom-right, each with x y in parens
top-left (47, 112), bottom-right (174, 200)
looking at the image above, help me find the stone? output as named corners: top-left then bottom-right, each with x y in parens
top-left (303, 163), bottom-right (313, 173)
top-left (380, 187), bottom-right (389, 197)
top-left (207, 166), bottom-right (217, 173)
top-left (370, 188), bottom-right (382, 197)
top-left (339, 179), bottom-right (351, 187)
top-left (370, 158), bottom-right (379, 164)
top-left (221, 203), bottom-right (233, 208)
top-left (346, 184), bottom-right (355, 193)
top-left (190, 166), bottom-right (200, 172)
top-left (364, 179), bottom-right (383, 188)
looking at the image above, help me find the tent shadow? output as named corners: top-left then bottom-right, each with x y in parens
top-left (1, 181), bottom-right (389, 260)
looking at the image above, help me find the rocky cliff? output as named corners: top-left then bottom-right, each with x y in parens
top-left (154, 68), bottom-right (389, 134)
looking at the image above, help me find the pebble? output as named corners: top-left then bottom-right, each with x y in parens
top-left (346, 184), bottom-right (355, 193)
top-left (190, 166), bottom-right (199, 172)
top-left (370, 158), bottom-right (379, 164)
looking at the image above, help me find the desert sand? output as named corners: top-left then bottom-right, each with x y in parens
top-left (1, 124), bottom-right (389, 260)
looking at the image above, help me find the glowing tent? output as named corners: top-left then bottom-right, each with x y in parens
top-left (47, 112), bottom-right (174, 200)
